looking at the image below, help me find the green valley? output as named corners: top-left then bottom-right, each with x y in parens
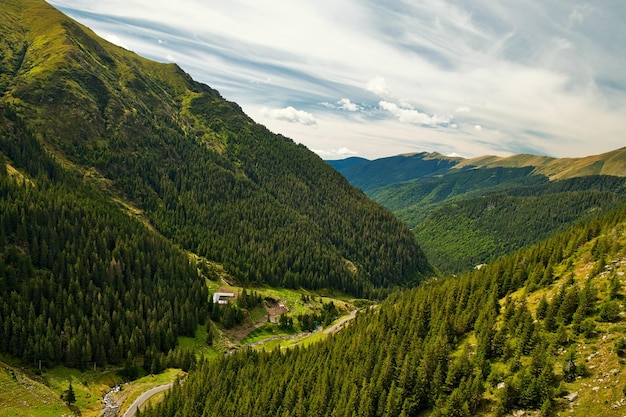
top-left (2, 0), bottom-right (626, 416)
top-left (330, 150), bottom-right (626, 273)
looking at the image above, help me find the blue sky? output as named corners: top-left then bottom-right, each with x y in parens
top-left (47, 0), bottom-right (626, 160)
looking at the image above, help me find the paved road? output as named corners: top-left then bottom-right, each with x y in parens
top-left (324, 310), bottom-right (357, 334)
top-left (121, 383), bottom-right (173, 417)
top-left (116, 309), bottom-right (362, 416)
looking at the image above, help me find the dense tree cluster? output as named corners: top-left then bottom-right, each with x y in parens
top-left (147, 202), bottom-right (626, 417)
top-left (0, 107), bottom-right (208, 367)
top-left (346, 161), bottom-right (626, 274)
top-left (416, 182), bottom-right (626, 273)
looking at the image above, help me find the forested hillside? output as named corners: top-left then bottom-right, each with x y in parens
top-left (0, 104), bottom-right (207, 367)
top-left (0, 0), bottom-right (432, 371)
top-left (413, 176), bottom-right (626, 273)
top-left (148, 202), bottom-right (626, 417)
top-left (0, 0), bottom-right (430, 301)
top-left (331, 152), bottom-right (626, 274)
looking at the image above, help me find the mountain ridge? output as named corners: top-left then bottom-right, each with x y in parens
top-left (1, 0), bottom-right (432, 298)
top-left (329, 147), bottom-right (626, 192)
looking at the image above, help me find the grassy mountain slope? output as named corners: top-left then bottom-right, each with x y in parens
top-left (457, 147), bottom-right (626, 180)
top-left (1, 0), bottom-right (431, 299)
top-left (146, 201), bottom-right (626, 417)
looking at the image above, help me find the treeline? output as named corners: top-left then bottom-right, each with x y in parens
top-left (146, 202), bottom-right (626, 416)
top-left (0, 107), bottom-right (208, 367)
top-left (416, 185), bottom-right (626, 273)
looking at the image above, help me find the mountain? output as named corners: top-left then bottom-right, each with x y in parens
top-left (457, 147), bottom-right (626, 180)
top-left (330, 149), bottom-right (626, 273)
top-left (0, 0), bottom-right (432, 367)
top-left (327, 151), bottom-right (463, 191)
top-left (331, 148), bottom-right (626, 192)
top-left (1, 0), bottom-right (430, 294)
top-left (146, 198), bottom-right (626, 417)
top-left (326, 156), bottom-right (369, 171)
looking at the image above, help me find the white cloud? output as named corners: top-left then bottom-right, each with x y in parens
top-left (313, 147), bottom-right (359, 158)
top-left (366, 77), bottom-right (390, 98)
top-left (569, 5), bottom-right (592, 25)
top-left (447, 152), bottom-right (465, 158)
top-left (102, 33), bottom-right (128, 49)
top-left (337, 98), bottom-right (360, 111)
top-left (261, 106), bottom-right (317, 126)
top-left (379, 101), bottom-right (452, 126)
top-left (474, 125), bottom-right (482, 131)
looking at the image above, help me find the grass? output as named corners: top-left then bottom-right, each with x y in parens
top-left (0, 361), bottom-right (69, 417)
top-left (115, 369), bottom-right (183, 416)
top-left (238, 323), bottom-right (294, 346)
top-left (42, 365), bottom-right (122, 417)
top-left (177, 325), bottom-right (221, 360)
top-left (0, 359), bottom-right (183, 417)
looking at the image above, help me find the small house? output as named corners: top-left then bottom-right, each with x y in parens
top-left (213, 292), bottom-right (235, 305)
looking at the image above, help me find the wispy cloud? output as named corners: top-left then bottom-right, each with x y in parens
top-left (379, 101), bottom-right (452, 126)
top-left (261, 106), bottom-right (317, 126)
top-left (47, 0), bottom-right (626, 159)
top-left (312, 147), bottom-right (359, 159)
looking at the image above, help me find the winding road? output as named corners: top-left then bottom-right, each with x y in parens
top-left (113, 309), bottom-right (362, 416)
top-left (121, 383), bottom-right (173, 417)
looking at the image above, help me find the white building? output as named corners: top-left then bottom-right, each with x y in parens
top-left (213, 292), bottom-right (235, 305)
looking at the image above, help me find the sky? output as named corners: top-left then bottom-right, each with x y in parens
top-left (46, 0), bottom-right (626, 160)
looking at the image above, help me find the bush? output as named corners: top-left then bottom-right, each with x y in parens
top-left (599, 300), bottom-right (621, 323)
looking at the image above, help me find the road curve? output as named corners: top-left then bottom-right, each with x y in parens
top-left (121, 382), bottom-right (173, 417)
top-left (324, 310), bottom-right (357, 334)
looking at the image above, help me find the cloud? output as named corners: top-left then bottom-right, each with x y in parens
top-left (337, 98), bottom-right (360, 111)
top-left (569, 5), bottom-right (592, 25)
top-left (474, 125), bottom-right (482, 131)
top-left (47, 0), bottom-right (626, 159)
top-left (102, 33), bottom-right (128, 49)
top-left (447, 152), bottom-right (465, 158)
top-left (312, 147), bottom-right (360, 158)
top-left (379, 101), bottom-right (452, 126)
top-left (261, 106), bottom-right (317, 126)
top-left (367, 77), bottom-right (390, 97)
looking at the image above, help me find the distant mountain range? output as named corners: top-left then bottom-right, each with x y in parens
top-left (329, 148), bottom-right (626, 272)
top-left (328, 147), bottom-right (626, 191)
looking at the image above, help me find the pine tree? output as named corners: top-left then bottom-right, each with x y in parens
top-left (66, 381), bottom-right (76, 404)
